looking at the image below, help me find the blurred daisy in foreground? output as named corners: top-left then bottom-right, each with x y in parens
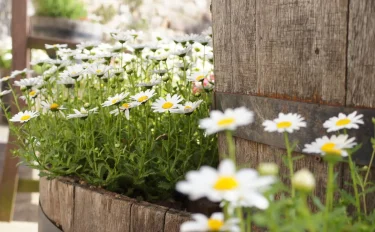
top-left (67, 107), bottom-right (98, 119)
top-left (199, 107), bottom-right (254, 135)
top-left (11, 68), bottom-right (33, 78)
top-left (188, 72), bottom-right (207, 82)
top-left (0, 90), bottom-right (11, 98)
top-left (110, 102), bottom-right (139, 120)
top-left (41, 101), bottom-right (66, 112)
top-left (180, 213), bottom-right (239, 232)
top-left (303, 134), bottom-right (357, 157)
top-left (263, 113), bottom-right (306, 133)
top-left (0, 75), bottom-right (14, 83)
top-left (136, 78), bottom-right (162, 88)
top-left (323, 111), bottom-right (364, 133)
top-left (170, 100), bottom-right (203, 115)
top-left (102, 93), bottom-right (128, 107)
top-left (176, 159), bottom-right (274, 209)
top-left (131, 89), bottom-right (156, 104)
top-left (45, 44), bottom-right (68, 50)
top-left (14, 77), bottom-right (43, 89)
top-left (151, 94), bottom-right (183, 113)
top-left (10, 111), bottom-right (39, 123)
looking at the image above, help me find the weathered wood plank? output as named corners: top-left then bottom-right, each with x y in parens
top-left (130, 201), bottom-right (168, 232)
top-left (346, 0), bottom-right (375, 107)
top-left (212, 0), bottom-right (233, 92)
top-left (163, 209), bottom-right (191, 232)
top-left (235, 137), bottom-right (258, 168)
top-left (230, 0), bottom-right (257, 94)
top-left (39, 177), bottom-right (74, 232)
top-left (73, 186), bottom-right (133, 232)
top-left (256, 0), bottom-right (348, 104)
top-left (215, 93), bottom-right (375, 165)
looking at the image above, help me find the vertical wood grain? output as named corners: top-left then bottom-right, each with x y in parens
top-left (39, 178), bottom-right (74, 232)
top-left (130, 201), bottom-right (168, 232)
top-left (212, 0), bottom-right (233, 92)
top-left (346, 0), bottom-right (375, 107)
top-left (256, 0), bottom-right (348, 104)
top-left (73, 186), bottom-right (133, 232)
top-left (163, 209), bottom-right (191, 232)
top-left (230, 0), bottom-right (257, 94)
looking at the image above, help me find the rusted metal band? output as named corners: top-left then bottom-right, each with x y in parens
top-left (215, 92), bottom-right (375, 166)
top-left (38, 203), bottom-right (62, 232)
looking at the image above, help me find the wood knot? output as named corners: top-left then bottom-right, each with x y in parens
top-left (315, 48), bottom-right (320, 55)
top-left (314, 156), bottom-right (322, 163)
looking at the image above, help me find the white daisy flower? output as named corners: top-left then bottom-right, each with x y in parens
top-left (87, 63), bottom-right (112, 77)
top-left (199, 107), bottom-right (254, 135)
top-left (131, 89), bottom-right (156, 104)
top-left (10, 68), bottom-right (33, 78)
top-left (111, 31), bottom-right (132, 43)
top-left (0, 75), bottom-right (15, 82)
top-left (170, 100), bottom-right (203, 114)
top-left (73, 53), bottom-right (91, 61)
top-left (109, 102), bottom-right (139, 119)
top-left (57, 76), bottom-right (76, 88)
top-left (10, 110), bottom-right (39, 123)
top-left (132, 44), bottom-right (147, 52)
top-left (45, 44), bottom-right (68, 50)
top-left (76, 41), bottom-right (100, 50)
top-left (262, 113), bottom-right (306, 133)
top-left (151, 94), bottom-right (183, 113)
top-left (176, 159), bottom-right (274, 209)
top-left (188, 72), bottom-right (207, 82)
top-left (101, 93), bottom-right (129, 107)
top-left (14, 77), bottom-right (43, 89)
top-left (202, 27), bottom-right (213, 37)
top-left (41, 101), bottom-right (66, 112)
top-left (27, 89), bottom-right (39, 99)
top-left (67, 107), bottom-right (98, 119)
top-left (180, 213), bottom-right (239, 232)
top-left (173, 45), bottom-right (192, 57)
top-left (194, 35), bottom-right (212, 46)
top-left (323, 111), bottom-right (364, 132)
top-left (303, 134), bottom-right (357, 157)
top-left (136, 78), bottom-right (162, 88)
top-left (43, 66), bottom-right (58, 78)
top-left (60, 64), bottom-right (85, 79)
top-left (30, 58), bottom-right (52, 66)
top-left (126, 29), bottom-right (143, 39)
top-left (0, 90), bottom-right (11, 97)
top-left (292, 169), bottom-right (316, 192)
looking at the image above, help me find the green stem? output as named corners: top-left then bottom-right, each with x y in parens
top-left (284, 132), bottom-right (295, 197)
top-left (324, 161), bottom-right (335, 232)
top-left (236, 207), bottom-right (245, 232)
top-left (246, 208), bottom-right (252, 232)
top-left (226, 130), bottom-right (236, 162)
top-left (300, 193), bottom-right (316, 232)
top-left (348, 153), bottom-right (361, 218)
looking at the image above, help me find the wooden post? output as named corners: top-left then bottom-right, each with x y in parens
top-left (212, 0), bottom-right (375, 210)
top-left (0, 0), bottom-right (29, 221)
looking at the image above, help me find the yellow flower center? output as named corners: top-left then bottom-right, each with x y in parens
top-left (21, 115), bottom-right (31, 121)
top-left (96, 69), bottom-right (102, 73)
top-left (277, 121), bottom-right (292, 129)
top-left (336, 118), bottom-right (351, 126)
top-left (207, 219), bottom-right (224, 231)
top-left (71, 71), bottom-right (77, 75)
top-left (162, 102), bottom-right (174, 109)
top-left (217, 118), bottom-right (235, 126)
top-left (122, 103), bottom-right (130, 109)
top-left (184, 106), bottom-right (192, 110)
top-left (321, 142), bottom-right (342, 156)
top-left (50, 103), bottom-right (59, 110)
top-left (196, 75), bottom-right (205, 81)
top-left (3, 76), bottom-right (10, 81)
top-left (29, 91), bottom-right (36, 97)
top-left (138, 95), bottom-right (148, 102)
top-left (214, 176), bottom-right (238, 190)
top-left (111, 98), bottom-right (119, 104)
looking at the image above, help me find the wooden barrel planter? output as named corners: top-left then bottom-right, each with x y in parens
top-left (39, 177), bottom-right (218, 232)
top-left (212, 0), bottom-right (375, 208)
top-left (30, 16), bottom-right (103, 43)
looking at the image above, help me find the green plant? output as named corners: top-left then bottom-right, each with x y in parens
top-left (178, 109), bottom-right (375, 231)
top-left (3, 31), bottom-right (216, 202)
top-left (32, 0), bottom-right (87, 20)
top-left (93, 4), bottom-right (117, 24)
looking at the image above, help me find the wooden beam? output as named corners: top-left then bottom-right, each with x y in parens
top-left (0, 0), bottom-right (29, 222)
top-left (215, 92), bottom-right (375, 166)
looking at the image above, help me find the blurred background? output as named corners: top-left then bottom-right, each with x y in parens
top-left (0, 0), bottom-right (211, 231)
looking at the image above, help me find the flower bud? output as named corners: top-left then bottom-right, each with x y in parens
top-left (258, 163), bottom-right (279, 176)
top-left (83, 103), bottom-right (90, 108)
top-left (292, 169), bottom-right (315, 192)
